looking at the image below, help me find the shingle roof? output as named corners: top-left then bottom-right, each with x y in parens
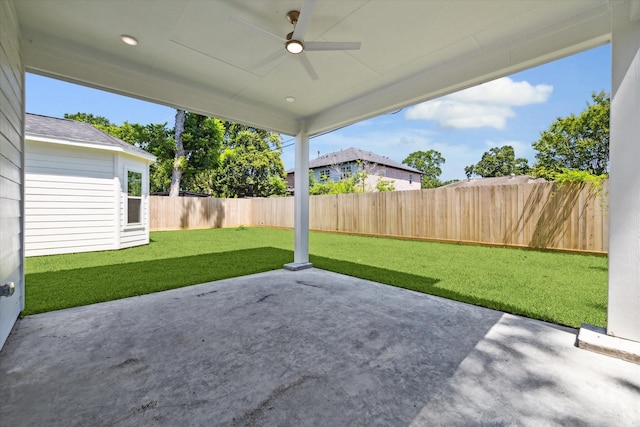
top-left (25, 113), bottom-right (155, 161)
top-left (288, 147), bottom-right (421, 174)
top-left (442, 175), bottom-right (547, 188)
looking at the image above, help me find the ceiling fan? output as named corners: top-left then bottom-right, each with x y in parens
top-left (230, 0), bottom-right (361, 80)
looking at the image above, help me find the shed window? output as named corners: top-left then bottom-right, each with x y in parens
top-left (127, 171), bottom-right (142, 224)
top-left (319, 170), bottom-right (330, 181)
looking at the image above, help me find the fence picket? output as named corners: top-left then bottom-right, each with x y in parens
top-left (149, 181), bottom-right (608, 253)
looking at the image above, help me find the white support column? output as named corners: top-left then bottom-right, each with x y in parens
top-left (284, 128), bottom-right (312, 271)
top-left (608, 1), bottom-right (640, 342)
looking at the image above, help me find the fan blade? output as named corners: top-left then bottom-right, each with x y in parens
top-left (229, 15), bottom-right (285, 45)
top-left (292, 0), bottom-right (317, 41)
top-left (297, 53), bottom-right (318, 80)
top-left (305, 41), bottom-right (362, 51)
top-left (252, 49), bottom-right (284, 69)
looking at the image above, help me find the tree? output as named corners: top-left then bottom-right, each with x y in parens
top-left (170, 110), bottom-right (186, 196)
top-left (402, 150), bottom-right (445, 188)
top-left (532, 91), bottom-right (609, 179)
top-left (64, 112), bottom-right (147, 145)
top-left (168, 112), bottom-right (224, 193)
top-left (66, 111), bottom-right (287, 196)
top-left (195, 124), bottom-right (286, 197)
top-left (465, 145), bottom-right (530, 178)
top-left (64, 112), bottom-right (120, 135)
top-left (134, 123), bottom-right (174, 192)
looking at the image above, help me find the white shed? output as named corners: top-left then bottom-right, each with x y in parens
top-left (24, 113), bottom-right (156, 257)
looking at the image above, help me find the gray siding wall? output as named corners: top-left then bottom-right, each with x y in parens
top-left (0, 0), bottom-right (25, 348)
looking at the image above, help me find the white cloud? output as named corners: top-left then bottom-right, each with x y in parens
top-left (447, 78), bottom-right (553, 106)
top-left (406, 101), bottom-right (514, 130)
top-left (405, 77), bottom-right (553, 130)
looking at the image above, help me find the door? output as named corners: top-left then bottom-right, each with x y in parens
top-left (0, 0), bottom-right (25, 350)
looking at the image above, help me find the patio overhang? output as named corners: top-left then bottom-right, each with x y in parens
top-left (17, 0), bottom-right (613, 137)
top-left (7, 0), bottom-right (640, 347)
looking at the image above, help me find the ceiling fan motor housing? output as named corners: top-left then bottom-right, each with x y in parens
top-left (286, 10), bottom-right (300, 25)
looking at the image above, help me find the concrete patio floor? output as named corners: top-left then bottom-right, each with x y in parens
top-left (1, 268), bottom-right (639, 426)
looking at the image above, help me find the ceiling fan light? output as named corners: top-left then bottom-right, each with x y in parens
top-left (286, 39), bottom-right (304, 54)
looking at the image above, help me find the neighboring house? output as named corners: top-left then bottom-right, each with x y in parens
top-left (24, 113), bottom-right (156, 257)
top-left (287, 147), bottom-right (422, 192)
top-left (442, 175), bottom-right (546, 188)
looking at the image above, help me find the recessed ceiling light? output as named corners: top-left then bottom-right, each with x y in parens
top-left (121, 35), bottom-right (138, 46)
top-left (285, 96), bottom-right (296, 102)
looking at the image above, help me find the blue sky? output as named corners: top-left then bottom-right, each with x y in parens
top-left (26, 44), bottom-right (610, 182)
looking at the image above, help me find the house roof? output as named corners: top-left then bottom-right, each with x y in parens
top-left (442, 175), bottom-right (547, 188)
top-left (15, 1), bottom-right (615, 137)
top-left (287, 147), bottom-right (421, 174)
top-left (25, 113), bottom-right (156, 162)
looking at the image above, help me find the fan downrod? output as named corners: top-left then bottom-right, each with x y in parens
top-left (286, 10), bottom-right (300, 25)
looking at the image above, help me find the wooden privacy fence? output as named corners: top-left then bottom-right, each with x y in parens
top-left (150, 181), bottom-right (609, 253)
top-left (149, 196), bottom-right (252, 231)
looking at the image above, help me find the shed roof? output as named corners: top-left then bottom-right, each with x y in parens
top-left (25, 113), bottom-right (156, 162)
top-left (443, 175), bottom-right (546, 188)
top-left (288, 147), bottom-right (421, 174)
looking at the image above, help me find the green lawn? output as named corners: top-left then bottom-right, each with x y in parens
top-left (25, 227), bottom-right (608, 328)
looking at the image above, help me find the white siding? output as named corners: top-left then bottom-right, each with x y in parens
top-left (25, 140), bottom-right (117, 256)
top-left (0, 0), bottom-right (25, 349)
top-left (119, 156), bottom-right (151, 249)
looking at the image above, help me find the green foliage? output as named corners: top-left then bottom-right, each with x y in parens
top-left (64, 112), bottom-right (120, 135)
top-left (309, 160), bottom-right (400, 194)
top-left (222, 121), bottom-right (272, 142)
top-left (465, 145), bottom-right (530, 178)
top-left (375, 178), bottom-right (395, 192)
top-left (268, 175), bottom-right (288, 197)
top-left (403, 150), bottom-right (445, 188)
top-left (136, 124), bottom-right (175, 192)
top-left (171, 113), bottom-right (224, 192)
top-left (533, 91), bottom-right (609, 179)
top-left (421, 177), bottom-right (444, 189)
top-left (67, 111), bottom-right (287, 197)
top-left (309, 169), bottom-right (368, 195)
top-left (195, 126), bottom-right (287, 197)
top-left (551, 168), bottom-right (608, 194)
top-left (137, 113), bottom-right (224, 193)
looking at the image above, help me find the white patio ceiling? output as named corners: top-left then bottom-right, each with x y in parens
top-left (17, 0), bottom-right (613, 136)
